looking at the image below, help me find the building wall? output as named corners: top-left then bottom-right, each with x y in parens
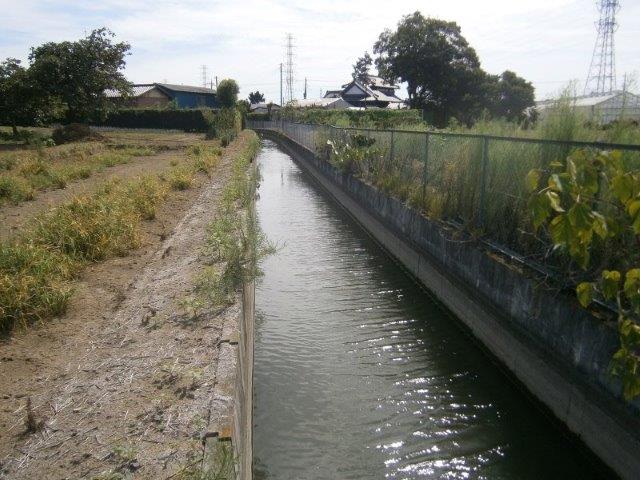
top-left (134, 88), bottom-right (171, 108)
top-left (172, 92), bottom-right (218, 109)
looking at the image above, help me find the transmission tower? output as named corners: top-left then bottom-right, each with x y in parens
top-left (284, 33), bottom-right (295, 103)
top-left (584, 0), bottom-right (620, 96)
top-left (201, 65), bottom-right (208, 88)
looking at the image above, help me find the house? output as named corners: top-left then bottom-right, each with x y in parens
top-left (290, 97), bottom-right (352, 109)
top-left (106, 83), bottom-right (218, 109)
top-left (339, 76), bottom-right (404, 109)
top-left (536, 90), bottom-right (640, 124)
top-left (249, 102), bottom-right (282, 114)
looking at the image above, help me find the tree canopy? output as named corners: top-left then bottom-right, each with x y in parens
top-left (352, 52), bottom-right (373, 83)
top-left (373, 12), bottom-right (534, 126)
top-left (248, 90), bottom-right (265, 104)
top-left (217, 79), bottom-right (239, 108)
top-left (28, 28), bottom-right (130, 123)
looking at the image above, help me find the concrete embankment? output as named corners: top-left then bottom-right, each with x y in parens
top-left (257, 129), bottom-right (640, 480)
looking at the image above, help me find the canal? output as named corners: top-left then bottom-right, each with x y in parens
top-left (252, 139), bottom-right (604, 479)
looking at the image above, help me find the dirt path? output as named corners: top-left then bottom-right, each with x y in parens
top-left (0, 136), bottom-right (249, 479)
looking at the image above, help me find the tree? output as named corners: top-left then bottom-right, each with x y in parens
top-left (0, 58), bottom-right (57, 134)
top-left (490, 70), bottom-right (535, 122)
top-left (248, 90), bottom-right (265, 104)
top-left (217, 79), bottom-right (239, 108)
top-left (352, 52), bottom-right (373, 83)
top-left (527, 149), bottom-right (640, 400)
top-left (28, 28), bottom-right (131, 123)
top-left (373, 12), bottom-right (484, 126)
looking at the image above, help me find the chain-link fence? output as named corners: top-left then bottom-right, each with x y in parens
top-left (248, 119), bottom-right (640, 265)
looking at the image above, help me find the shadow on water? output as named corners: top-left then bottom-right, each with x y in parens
top-left (253, 139), bottom-right (609, 480)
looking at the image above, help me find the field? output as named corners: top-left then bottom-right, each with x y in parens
top-left (0, 128), bottom-right (257, 479)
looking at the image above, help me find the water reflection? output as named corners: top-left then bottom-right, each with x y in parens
top-left (253, 139), bottom-right (604, 479)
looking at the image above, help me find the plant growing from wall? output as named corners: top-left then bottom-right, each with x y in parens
top-left (527, 148), bottom-right (640, 400)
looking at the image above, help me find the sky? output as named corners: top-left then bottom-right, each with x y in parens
top-left (1, 0), bottom-right (639, 102)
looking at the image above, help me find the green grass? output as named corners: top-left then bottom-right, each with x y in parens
top-left (193, 131), bottom-right (272, 308)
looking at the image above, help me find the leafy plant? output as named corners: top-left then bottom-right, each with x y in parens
top-left (527, 148), bottom-right (640, 400)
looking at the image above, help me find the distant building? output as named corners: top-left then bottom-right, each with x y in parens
top-left (249, 102), bottom-right (282, 114)
top-left (290, 97), bottom-right (352, 109)
top-left (339, 76), bottom-right (404, 109)
top-left (536, 91), bottom-right (640, 124)
top-left (296, 76), bottom-right (404, 110)
top-left (106, 83), bottom-right (218, 109)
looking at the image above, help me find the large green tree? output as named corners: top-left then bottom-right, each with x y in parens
top-left (217, 79), bottom-right (239, 108)
top-left (490, 70), bottom-right (536, 122)
top-left (0, 58), bottom-right (58, 134)
top-left (28, 28), bottom-right (130, 123)
top-left (373, 12), bottom-right (485, 126)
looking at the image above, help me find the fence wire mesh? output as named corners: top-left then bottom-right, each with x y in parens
top-left (248, 119), bottom-right (640, 266)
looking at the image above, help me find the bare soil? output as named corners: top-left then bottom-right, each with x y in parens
top-left (0, 131), bottom-right (250, 479)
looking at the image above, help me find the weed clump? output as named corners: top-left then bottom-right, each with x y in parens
top-left (0, 175), bottom-right (167, 332)
top-left (0, 176), bottom-right (36, 204)
top-left (165, 166), bottom-right (194, 190)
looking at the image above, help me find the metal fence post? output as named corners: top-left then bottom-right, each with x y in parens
top-left (479, 136), bottom-right (489, 228)
top-left (389, 130), bottom-right (395, 167)
top-left (421, 132), bottom-right (430, 207)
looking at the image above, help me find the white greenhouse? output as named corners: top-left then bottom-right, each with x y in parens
top-left (536, 90), bottom-right (640, 124)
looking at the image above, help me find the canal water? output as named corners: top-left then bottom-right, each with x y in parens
top-left (253, 139), bottom-right (603, 479)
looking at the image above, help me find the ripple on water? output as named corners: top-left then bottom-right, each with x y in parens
top-left (253, 140), bottom-right (606, 480)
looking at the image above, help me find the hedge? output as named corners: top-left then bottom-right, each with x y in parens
top-left (94, 108), bottom-right (216, 132)
top-left (274, 108), bottom-right (424, 129)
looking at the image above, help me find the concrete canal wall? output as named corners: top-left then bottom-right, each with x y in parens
top-left (258, 129), bottom-right (640, 479)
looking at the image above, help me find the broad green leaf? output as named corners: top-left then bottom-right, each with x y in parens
top-left (548, 173), bottom-right (564, 192)
top-left (568, 202), bottom-right (592, 230)
top-left (530, 194), bottom-right (551, 230)
top-left (592, 212), bottom-right (608, 239)
top-left (525, 169), bottom-right (541, 192)
top-left (601, 270), bottom-right (621, 300)
top-left (546, 191), bottom-right (564, 213)
top-left (576, 282), bottom-right (594, 308)
top-left (624, 269), bottom-right (640, 303)
top-left (628, 199), bottom-right (640, 219)
top-left (549, 214), bottom-right (572, 247)
top-left (611, 174), bottom-right (634, 203)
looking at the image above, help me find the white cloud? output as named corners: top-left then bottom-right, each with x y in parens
top-left (0, 0), bottom-right (638, 101)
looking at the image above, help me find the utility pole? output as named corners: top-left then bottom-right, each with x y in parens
top-left (215, 76), bottom-right (218, 88)
top-left (280, 62), bottom-right (283, 106)
top-left (584, 0), bottom-right (621, 95)
top-left (201, 65), bottom-right (208, 88)
top-left (304, 77), bottom-right (307, 99)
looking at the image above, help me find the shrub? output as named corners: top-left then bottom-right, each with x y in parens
top-left (51, 124), bottom-right (95, 144)
top-left (97, 109), bottom-right (214, 132)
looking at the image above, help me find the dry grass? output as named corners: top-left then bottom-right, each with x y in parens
top-left (0, 175), bottom-right (168, 333)
top-left (0, 143), bottom-right (156, 206)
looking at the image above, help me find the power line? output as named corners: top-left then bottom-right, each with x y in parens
top-left (584, 0), bottom-right (620, 95)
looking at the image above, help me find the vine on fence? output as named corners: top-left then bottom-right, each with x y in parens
top-left (527, 148), bottom-right (640, 400)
